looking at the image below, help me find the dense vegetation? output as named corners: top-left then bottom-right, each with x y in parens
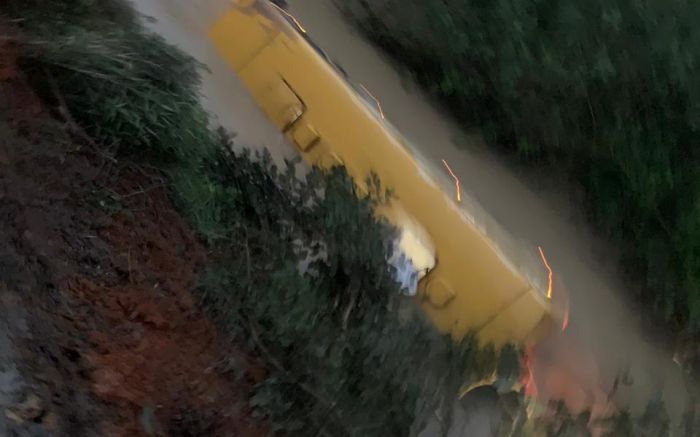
top-left (341, 0), bottom-right (700, 337)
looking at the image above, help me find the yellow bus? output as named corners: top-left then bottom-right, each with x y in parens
top-left (209, 0), bottom-right (557, 348)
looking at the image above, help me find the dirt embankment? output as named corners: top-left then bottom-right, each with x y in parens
top-left (0, 39), bottom-right (264, 436)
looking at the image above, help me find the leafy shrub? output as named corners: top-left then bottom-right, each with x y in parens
top-left (189, 137), bottom-right (506, 436)
top-left (341, 0), bottom-right (700, 335)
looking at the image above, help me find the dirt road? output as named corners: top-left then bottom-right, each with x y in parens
top-left (133, 0), bottom-right (691, 429)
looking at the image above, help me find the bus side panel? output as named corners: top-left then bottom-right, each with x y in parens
top-left (238, 28), bottom-right (540, 344)
top-left (476, 290), bottom-right (551, 346)
top-left (209, 8), bottom-right (277, 72)
top-left (209, 7), bottom-right (553, 347)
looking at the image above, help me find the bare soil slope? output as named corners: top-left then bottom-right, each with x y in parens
top-left (0, 42), bottom-right (264, 436)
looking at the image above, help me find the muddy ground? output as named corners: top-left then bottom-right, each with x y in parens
top-left (285, 0), bottom-right (691, 421)
top-left (128, 0), bottom-right (692, 421)
top-left (0, 42), bottom-right (264, 436)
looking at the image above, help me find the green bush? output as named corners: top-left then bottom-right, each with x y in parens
top-left (341, 0), bottom-right (700, 334)
top-left (186, 136), bottom-right (507, 436)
